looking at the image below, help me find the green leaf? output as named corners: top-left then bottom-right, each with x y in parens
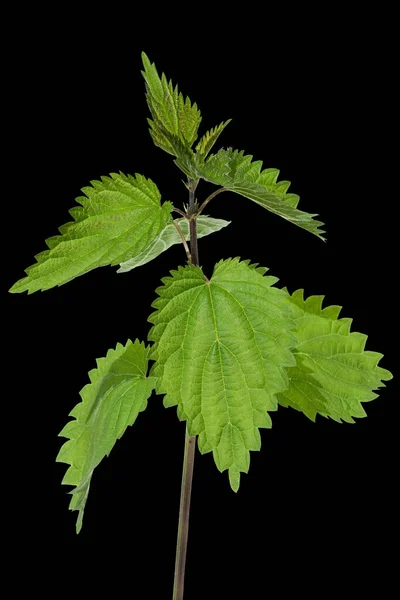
top-left (118, 215), bottom-right (231, 273)
top-left (56, 339), bottom-right (156, 533)
top-left (10, 173), bottom-right (173, 294)
top-left (277, 290), bottom-right (393, 423)
top-left (171, 139), bottom-right (203, 180)
top-left (196, 120), bottom-right (232, 157)
top-left (200, 148), bottom-right (233, 184)
top-left (148, 258), bottom-right (296, 491)
top-left (200, 148), bottom-right (325, 240)
top-left (142, 52), bottom-right (202, 152)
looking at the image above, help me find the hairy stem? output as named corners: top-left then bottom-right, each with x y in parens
top-left (172, 179), bottom-right (198, 600)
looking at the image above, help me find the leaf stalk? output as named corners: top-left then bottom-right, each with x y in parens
top-left (172, 220), bottom-right (191, 263)
top-left (196, 187), bottom-right (228, 216)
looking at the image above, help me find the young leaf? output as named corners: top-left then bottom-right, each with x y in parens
top-left (196, 120), bottom-right (232, 158)
top-left (118, 215), bottom-right (231, 273)
top-left (142, 52), bottom-right (202, 153)
top-left (200, 148), bottom-right (325, 240)
top-left (277, 290), bottom-right (393, 423)
top-left (148, 258), bottom-right (296, 491)
top-left (170, 137), bottom-right (203, 180)
top-left (56, 339), bottom-right (156, 533)
top-left (10, 173), bottom-right (173, 294)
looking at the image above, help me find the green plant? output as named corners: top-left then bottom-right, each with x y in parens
top-left (9, 52), bottom-right (392, 599)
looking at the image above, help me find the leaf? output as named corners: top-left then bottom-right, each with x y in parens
top-left (277, 290), bottom-right (393, 423)
top-left (56, 339), bottom-right (156, 533)
top-left (118, 215), bottom-right (231, 273)
top-left (196, 120), bottom-right (232, 157)
top-left (10, 173), bottom-right (173, 294)
top-left (200, 148), bottom-right (325, 240)
top-left (148, 258), bottom-right (296, 491)
top-left (142, 52), bottom-right (202, 152)
top-left (171, 139), bottom-right (204, 180)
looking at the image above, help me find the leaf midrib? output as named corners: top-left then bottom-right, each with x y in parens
top-left (26, 210), bottom-right (166, 286)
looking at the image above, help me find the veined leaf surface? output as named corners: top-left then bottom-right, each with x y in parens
top-left (277, 290), bottom-right (393, 422)
top-left (148, 258), bottom-right (296, 491)
top-left (10, 173), bottom-right (173, 293)
top-left (118, 215), bottom-right (231, 272)
top-left (57, 340), bottom-right (156, 533)
top-left (142, 52), bottom-right (202, 153)
top-left (196, 120), bottom-right (232, 157)
top-left (201, 148), bottom-right (325, 239)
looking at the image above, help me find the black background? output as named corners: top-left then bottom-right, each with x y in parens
top-left (5, 8), bottom-right (397, 596)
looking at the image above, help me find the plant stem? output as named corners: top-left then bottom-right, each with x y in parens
top-left (172, 429), bottom-right (196, 600)
top-left (172, 179), bottom-right (199, 600)
top-left (188, 180), bottom-right (199, 267)
top-left (189, 219), bottom-right (199, 267)
top-left (188, 180), bottom-right (197, 214)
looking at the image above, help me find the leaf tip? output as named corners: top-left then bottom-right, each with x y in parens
top-left (76, 512), bottom-right (83, 534)
top-left (8, 281), bottom-right (21, 293)
top-left (228, 467), bottom-right (241, 492)
top-left (141, 50), bottom-right (150, 66)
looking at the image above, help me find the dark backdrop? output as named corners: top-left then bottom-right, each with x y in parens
top-left (5, 9), bottom-right (396, 596)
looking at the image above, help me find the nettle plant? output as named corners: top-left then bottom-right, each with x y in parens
top-left (10, 53), bottom-right (392, 597)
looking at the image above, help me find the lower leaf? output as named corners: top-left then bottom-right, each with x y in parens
top-left (277, 290), bottom-right (392, 423)
top-left (56, 339), bottom-right (156, 533)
